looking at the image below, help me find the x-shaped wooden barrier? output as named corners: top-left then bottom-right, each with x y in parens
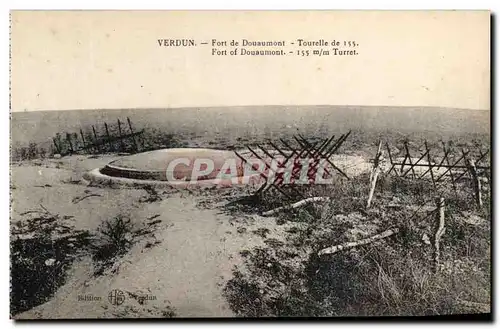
top-left (383, 139), bottom-right (490, 207)
top-left (234, 131), bottom-right (352, 200)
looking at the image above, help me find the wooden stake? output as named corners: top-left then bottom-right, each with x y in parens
top-left (434, 197), bottom-right (446, 272)
top-left (402, 149), bottom-right (429, 177)
top-left (403, 141), bottom-right (416, 178)
top-left (52, 137), bottom-right (61, 155)
top-left (291, 137), bottom-right (333, 178)
top-left (104, 122), bottom-right (113, 151)
top-left (139, 130), bottom-right (146, 150)
top-left (92, 125), bottom-right (100, 153)
top-left (79, 129), bottom-right (87, 153)
top-left (367, 169), bottom-right (380, 209)
top-left (296, 136), bottom-right (349, 179)
top-left (425, 141), bottom-right (436, 187)
top-left (419, 145), bottom-right (450, 179)
top-left (66, 133), bottom-right (74, 154)
top-left (452, 150), bottom-right (489, 183)
top-left (268, 141), bottom-right (286, 157)
top-left (436, 146), bottom-right (468, 184)
top-left (385, 142), bottom-right (398, 176)
top-left (234, 150), bottom-right (269, 185)
top-left (315, 135), bottom-right (336, 157)
top-left (324, 134), bottom-right (344, 157)
top-left (328, 130), bottom-right (351, 157)
top-left (467, 158), bottom-right (483, 208)
top-left (370, 141), bottom-right (382, 182)
top-left (262, 197), bottom-right (330, 217)
top-left (367, 141), bottom-right (383, 209)
top-left (318, 227), bottom-right (399, 256)
top-left (127, 117), bottom-right (139, 152)
top-left (117, 119), bottom-right (125, 151)
top-left (73, 133), bottom-right (79, 151)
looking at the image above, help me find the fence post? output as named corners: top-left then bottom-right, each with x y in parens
top-left (104, 122), bottom-right (113, 151)
top-left (385, 142), bottom-right (398, 176)
top-left (424, 140), bottom-right (436, 187)
top-left (467, 158), bottom-right (483, 208)
top-left (92, 125), bottom-right (101, 153)
top-left (403, 141), bottom-right (416, 178)
top-left (367, 141), bottom-right (383, 209)
top-left (73, 133), bottom-right (80, 151)
top-left (66, 133), bottom-right (74, 154)
top-left (127, 117), bottom-right (139, 152)
top-left (79, 129), bottom-right (87, 153)
top-left (434, 197), bottom-right (446, 272)
top-left (52, 137), bottom-right (61, 155)
top-left (117, 119), bottom-right (125, 151)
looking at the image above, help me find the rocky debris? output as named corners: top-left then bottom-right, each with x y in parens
top-left (422, 233), bottom-right (431, 245)
top-left (44, 258), bottom-right (56, 266)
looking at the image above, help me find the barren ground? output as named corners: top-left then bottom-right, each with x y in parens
top-left (11, 154), bottom-right (312, 318)
top-left (9, 106), bottom-right (491, 318)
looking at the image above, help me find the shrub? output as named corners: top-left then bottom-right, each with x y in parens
top-left (91, 215), bottom-right (135, 275)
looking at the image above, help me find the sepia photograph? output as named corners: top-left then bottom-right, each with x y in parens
top-left (9, 10), bottom-right (491, 319)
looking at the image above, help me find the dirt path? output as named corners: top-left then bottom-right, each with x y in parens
top-left (11, 157), bottom-right (293, 318)
top-left (15, 188), bottom-right (281, 318)
top-left (120, 195), bottom-right (236, 317)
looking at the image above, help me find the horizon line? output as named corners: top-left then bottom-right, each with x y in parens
top-left (10, 104), bottom-right (490, 113)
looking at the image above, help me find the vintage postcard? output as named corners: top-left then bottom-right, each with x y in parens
top-left (10, 11), bottom-right (490, 319)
